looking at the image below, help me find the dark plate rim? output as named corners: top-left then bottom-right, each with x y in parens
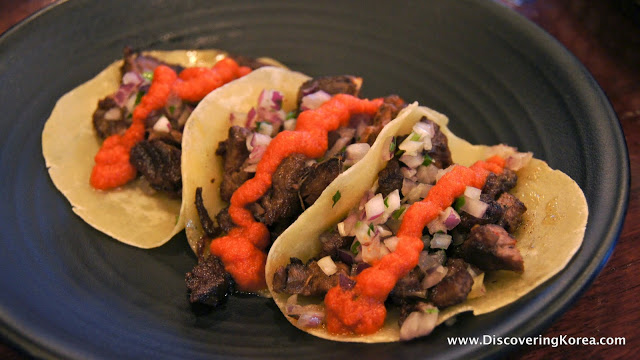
top-left (0, 0), bottom-right (630, 359)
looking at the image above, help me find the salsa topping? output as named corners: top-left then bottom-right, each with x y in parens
top-left (90, 57), bottom-right (251, 190)
top-left (210, 94), bottom-right (384, 292)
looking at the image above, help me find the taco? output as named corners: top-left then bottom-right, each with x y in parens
top-left (265, 103), bottom-right (588, 342)
top-left (42, 48), bottom-right (278, 248)
top-left (182, 69), bottom-right (408, 305)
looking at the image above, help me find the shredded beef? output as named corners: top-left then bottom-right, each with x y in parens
top-left (496, 192), bottom-right (527, 233)
top-left (377, 157), bottom-right (404, 197)
top-left (429, 258), bottom-right (473, 308)
top-left (272, 258), bottom-right (350, 297)
top-left (460, 224), bottom-right (524, 273)
top-left (299, 158), bottom-right (341, 207)
top-left (185, 254), bottom-right (234, 307)
top-left (258, 154), bottom-right (308, 226)
top-left (482, 169), bottom-right (518, 200)
top-left (360, 95), bottom-right (405, 144)
top-left (426, 119), bottom-right (453, 169)
top-left (92, 96), bottom-right (130, 139)
top-left (296, 75), bottom-right (362, 106)
top-left (216, 126), bottom-right (252, 202)
top-left (129, 139), bottom-right (182, 195)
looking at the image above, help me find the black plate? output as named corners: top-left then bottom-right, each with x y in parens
top-left (0, 0), bottom-right (629, 359)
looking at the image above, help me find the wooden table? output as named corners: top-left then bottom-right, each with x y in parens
top-left (1, 0), bottom-right (638, 358)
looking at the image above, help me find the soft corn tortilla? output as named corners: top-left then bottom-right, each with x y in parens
top-left (181, 67), bottom-right (311, 253)
top-left (42, 50), bottom-right (282, 249)
top-left (265, 103), bottom-right (588, 342)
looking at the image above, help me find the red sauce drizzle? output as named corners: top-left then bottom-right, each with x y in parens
top-left (90, 58), bottom-right (250, 190)
top-left (324, 155), bottom-right (506, 335)
top-left (211, 94), bottom-right (383, 292)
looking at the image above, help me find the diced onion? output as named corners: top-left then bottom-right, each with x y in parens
top-left (399, 153), bottom-right (424, 169)
top-left (384, 236), bottom-right (399, 252)
top-left (284, 118), bottom-right (296, 130)
top-left (104, 108), bottom-right (121, 121)
top-left (460, 196), bottom-right (489, 218)
top-left (300, 90), bottom-right (331, 111)
top-left (506, 152), bottom-right (533, 171)
top-left (246, 132), bottom-right (271, 152)
top-left (464, 186), bottom-right (482, 200)
top-left (399, 305), bottom-right (439, 341)
top-left (441, 207), bottom-right (461, 230)
top-left (383, 190), bottom-right (401, 215)
top-left (430, 233), bottom-right (452, 249)
top-left (257, 122), bottom-right (274, 136)
top-left (398, 136), bottom-right (423, 156)
top-left (153, 116), bottom-right (171, 133)
top-left (413, 121), bottom-right (435, 138)
top-left (422, 265), bottom-right (448, 289)
top-left (317, 256), bottom-right (338, 276)
top-left (416, 164), bottom-right (438, 184)
top-left (361, 234), bottom-right (389, 264)
top-left (344, 143), bottom-right (370, 166)
top-left (435, 165), bottom-right (455, 182)
top-left (365, 193), bottom-right (385, 221)
top-left (401, 167), bottom-right (417, 180)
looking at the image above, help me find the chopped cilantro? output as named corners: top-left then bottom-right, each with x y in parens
top-left (142, 71), bottom-right (154, 81)
top-left (351, 241), bottom-right (361, 255)
top-left (424, 308), bottom-right (439, 314)
top-left (332, 190), bottom-right (341, 207)
top-left (410, 132), bottom-right (421, 141)
top-left (169, 105), bottom-right (175, 115)
top-left (285, 110), bottom-right (297, 120)
top-left (134, 91), bottom-right (144, 105)
top-left (389, 137), bottom-right (396, 153)
top-left (422, 154), bottom-right (433, 166)
top-left (255, 121), bottom-right (262, 131)
top-left (395, 149), bottom-right (405, 157)
top-left (340, 146), bottom-right (347, 153)
top-left (127, 113), bottom-right (132, 119)
top-left (367, 223), bottom-right (375, 236)
top-left (453, 196), bottom-right (466, 212)
top-left (392, 207), bottom-right (406, 220)
top-left (384, 197), bottom-right (389, 208)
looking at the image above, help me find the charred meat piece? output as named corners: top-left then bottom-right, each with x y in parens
top-left (216, 126), bottom-right (253, 202)
top-left (460, 224), bottom-right (524, 273)
top-left (360, 95), bottom-right (406, 145)
top-left (229, 55), bottom-right (271, 70)
top-left (259, 154), bottom-right (308, 226)
top-left (496, 192), bottom-right (527, 233)
top-left (215, 207), bottom-right (235, 234)
top-left (426, 118), bottom-right (453, 169)
top-left (392, 267), bottom-right (425, 299)
top-left (272, 258), bottom-right (350, 297)
top-left (121, 46), bottom-right (184, 76)
top-left (296, 75), bottom-right (362, 106)
top-left (317, 231), bottom-right (352, 259)
top-left (185, 255), bottom-right (234, 306)
top-left (299, 158), bottom-right (342, 207)
top-left (130, 139), bottom-right (182, 195)
top-left (482, 169), bottom-right (518, 200)
top-left (195, 187), bottom-right (219, 238)
top-left (377, 157), bottom-right (404, 198)
top-left (457, 196), bottom-right (504, 232)
top-left (429, 258), bottom-right (473, 308)
top-left (92, 96), bottom-right (130, 139)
